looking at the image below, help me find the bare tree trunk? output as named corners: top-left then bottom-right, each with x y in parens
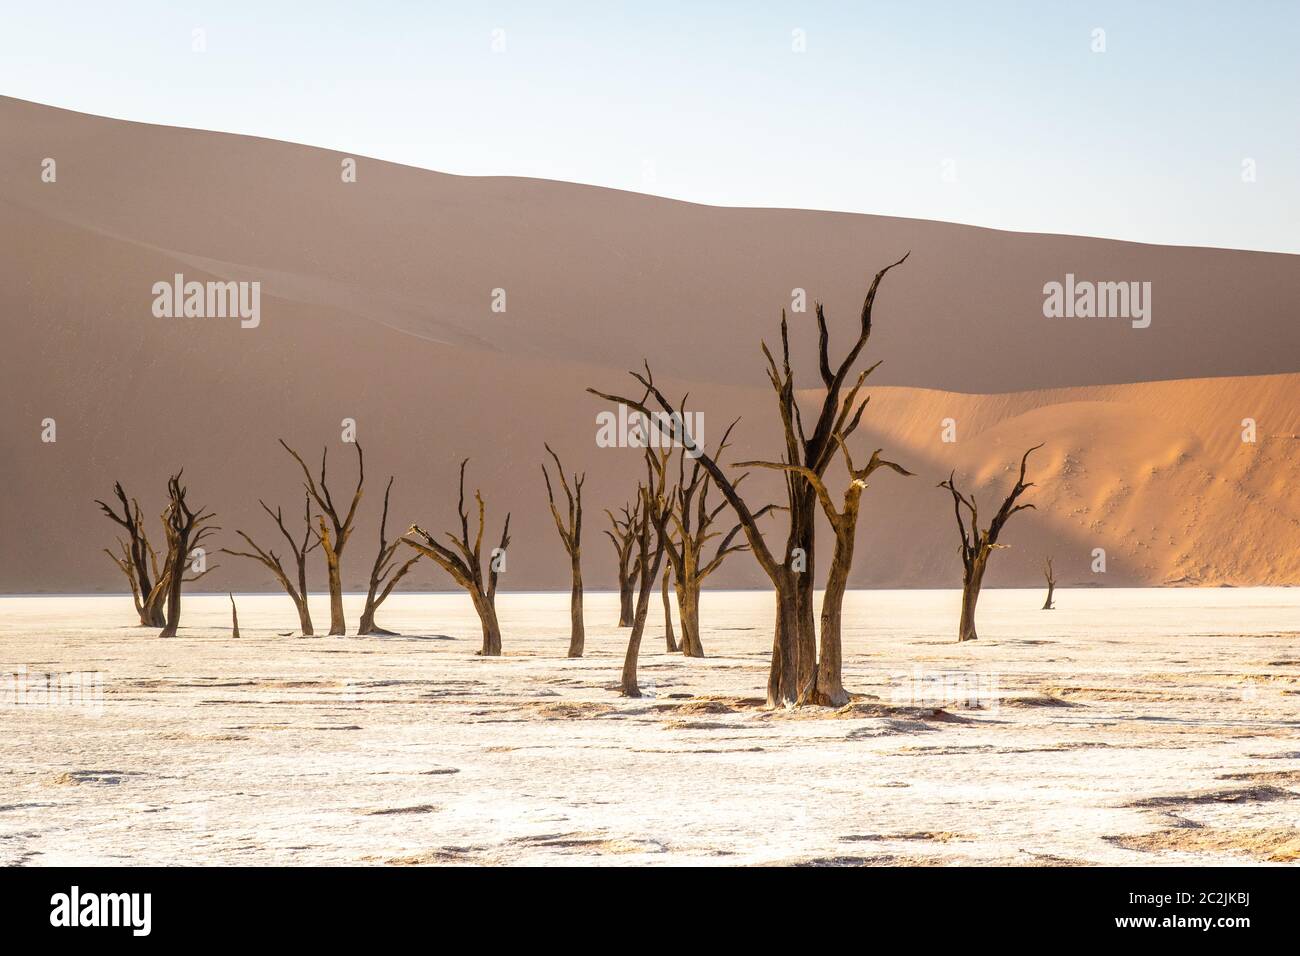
top-left (813, 536), bottom-right (853, 706)
top-left (676, 580), bottom-right (703, 658)
top-left (568, 552), bottom-right (585, 657)
top-left (959, 557), bottom-right (987, 642)
top-left (621, 591), bottom-right (652, 696)
top-left (323, 538), bottom-right (346, 635)
top-left (790, 495), bottom-right (818, 693)
top-left (617, 571), bottom-right (635, 627)
top-left (768, 577), bottom-right (801, 708)
top-left (229, 593), bottom-right (241, 639)
top-left (662, 565), bottom-right (677, 652)
top-left (474, 593), bottom-right (503, 657)
top-left (1042, 556), bottom-right (1056, 610)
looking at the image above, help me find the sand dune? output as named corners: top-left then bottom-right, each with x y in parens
top-left (2, 97), bottom-right (1298, 593)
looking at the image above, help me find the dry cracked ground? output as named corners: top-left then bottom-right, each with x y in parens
top-left (2, 589), bottom-right (1298, 866)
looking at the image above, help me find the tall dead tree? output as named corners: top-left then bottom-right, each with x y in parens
top-left (358, 477), bottom-right (423, 635)
top-left (740, 434), bottom-right (911, 704)
top-left (401, 459), bottom-right (511, 656)
top-left (541, 444), bottom-right (586, 657)
top-left (158, 471), bottom-right (218, 638)
top-left (219, 494), bottom-right (319, 636)
top-left (618, 448), bottom-right (671, 697)
top-left (280, 439), bottom-right (364, 635)
top-left (1042, 556), bottom-right (1056, 610)
top-left (938, 444), bottom-right (1043, 643)
top-left (589, 254), bottom-right (909, 707)
top-left (605, 500), bottom-right (641, 627)
top-left (662, 423), bottom-right (776, 659)
top-left (96, 482), bottom-right (168, 626)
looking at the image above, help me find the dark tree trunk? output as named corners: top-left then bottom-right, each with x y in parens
top-left (474, 592), bottom-right (503, 657)
top-left (958, 556), bottom-right (987, 643)
top-left (767, 573), bottom-right (801, 708)
top-left (325, 554), bottom-right (345, 635)
top-left (567, 554), bottom-right (585, 657)
top-left (617, 572), bottom-right (634, 627)
top-left (159, 556), bottom-right (185, 638)
top-left (812, 533), bottom-right (854, 706)
top-left (662, 566), bottom-right (677, 652)
top-left (676, 580), bottom-right (703, 658)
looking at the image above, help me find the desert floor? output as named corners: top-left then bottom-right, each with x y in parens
top-left (2, 588), bottom-right (1298, 866)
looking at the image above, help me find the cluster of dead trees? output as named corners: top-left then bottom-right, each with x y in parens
top-left (589, 255), bottom-right (1048, 704)
top-left (96, 256), bottom-right (1053, 709)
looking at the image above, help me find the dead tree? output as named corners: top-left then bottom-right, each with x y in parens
top-left (662, 423), bottom-right (776, 659)
top-left (740, 434), bottom-right (911, 704)
top-left (280, 439), bottom-right (363, 635)
top-left (604, 500), bottom-right (641, 627)
top-left (541, 444), bottom-right (586, 657)
top-left (96, 482), bottom-right (168, 626)
top-left (589, 254), bottom-right (909, 707)
top-left (158, 472), bottom-right (218, 638)
top-left (661, 563), bottom-right (677, 652)
top-left (619, 448), bottom-right (671, 697)
top-left (219, 494), bottom-right (319, 636)
top-left (1042, 556), bottom-right (1056, 610)
top-left (229, 593), bottom-right (241, 639)
top-left (938, 444), bottom-right (1043, 643)
top-left (356, 477), bottom-right (423, 636)
top-left (401, 459), bottom-right (511, 656)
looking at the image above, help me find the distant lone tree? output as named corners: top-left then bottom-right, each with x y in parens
top-left (219, 493), bottom-right (319, 636)
top-left (402, 459), bottom-right (511, 656)
top-left (280, 439), bottom-right (364, 636)
top-left (229, 593), bottom-right (241, 639)
top-left (96, 481), bottom-right (169, 626)
top-left (357, 477), bottom-right (423, 636)
top-left (158, 471), bottom-right (219, 638)
top-left (604, 500), bottom-right (641, 627)
top-left (938, 445), bottom-right (1043, 643)
top-left (740, 434), bottom-right (911, 704)
top-left (541, 444), bottom-right (586, 657)
top-left (1042, 556), bottom-right (1056, 610)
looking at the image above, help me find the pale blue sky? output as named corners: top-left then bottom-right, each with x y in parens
top-left (3, 1), bottom-right (1297, 251)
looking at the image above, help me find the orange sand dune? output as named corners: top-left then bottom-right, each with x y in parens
top-left (1, 97), bottom-right (1297, 592)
